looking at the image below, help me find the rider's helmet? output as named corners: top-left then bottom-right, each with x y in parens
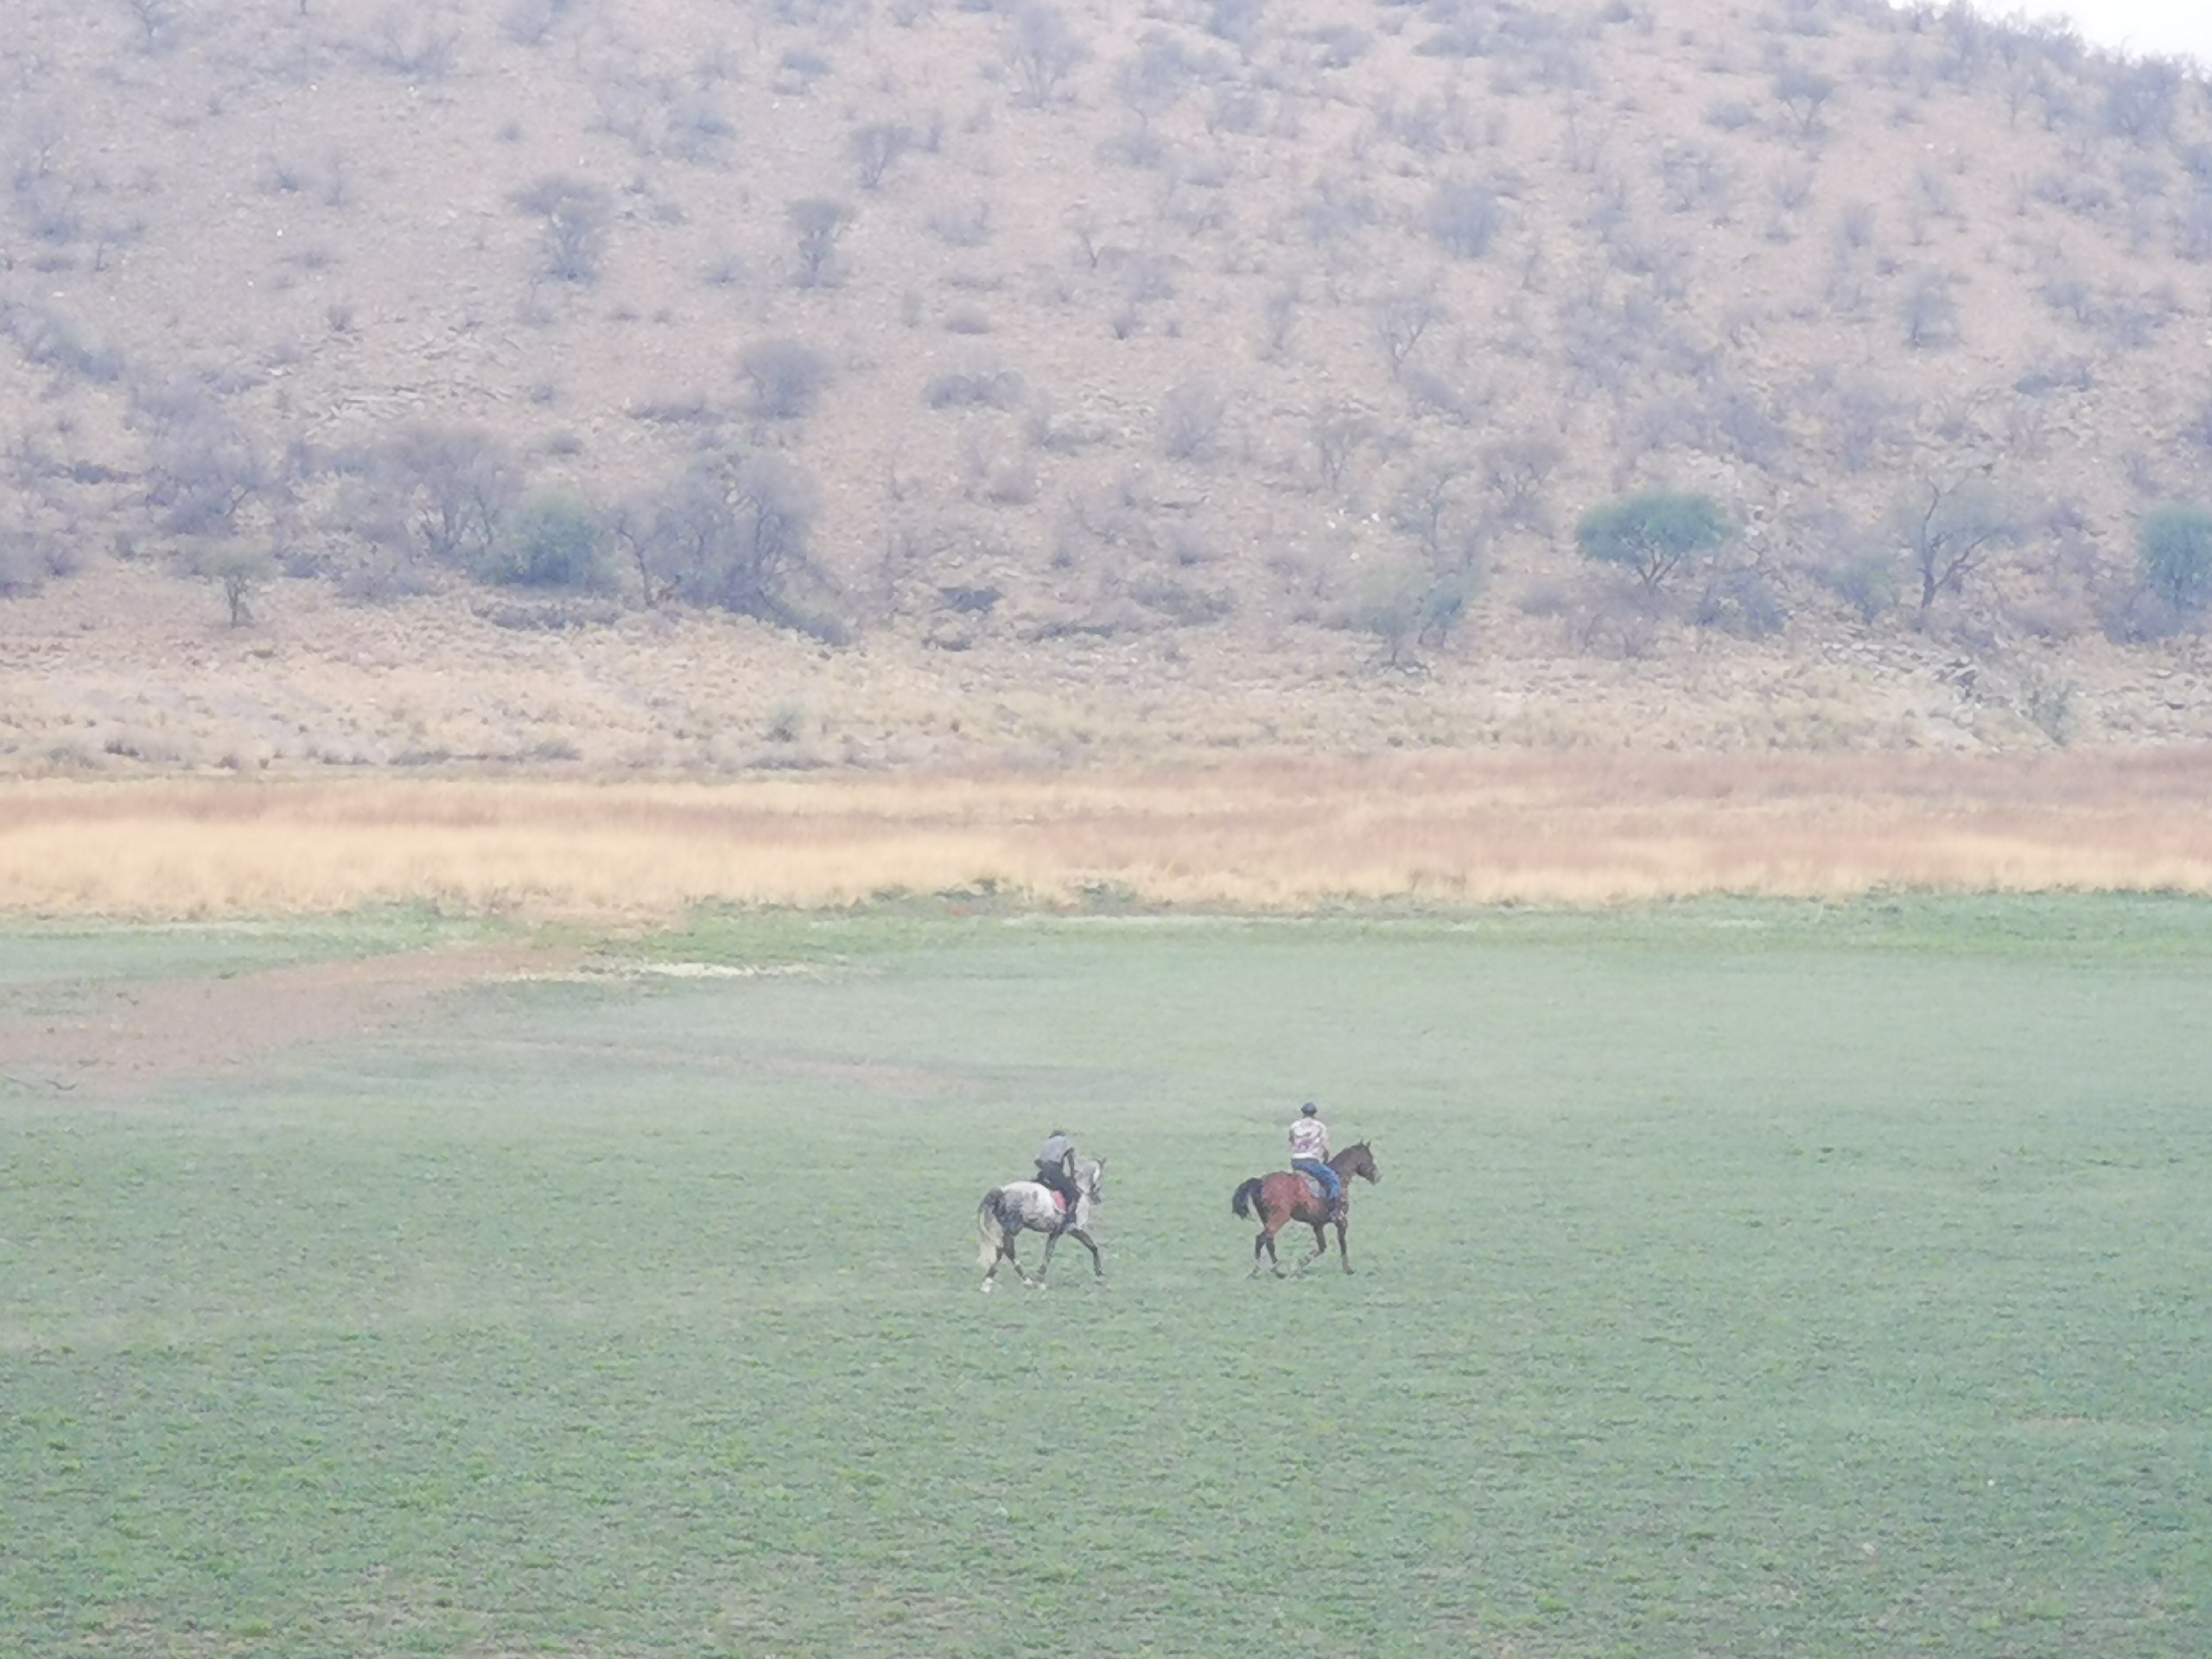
top-left (1300, 1102), bottom-right (1319, 1116)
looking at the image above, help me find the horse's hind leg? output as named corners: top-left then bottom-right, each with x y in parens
top-left (1258, 1220), bottom-right (1289, 1278)
top-left (1294, 1220), bottom-right (1330, 1274)
top-left (985, 1230), bottom-right (1035, 1294)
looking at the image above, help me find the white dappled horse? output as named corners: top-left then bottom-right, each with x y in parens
top-left (976, 1157), bottom-right (1105, 1293)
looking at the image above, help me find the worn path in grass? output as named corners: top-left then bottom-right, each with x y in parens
top-left (0, 935), bottom-right (580, 1099)
top-left (3, 900), bottom-right (2210, 1657)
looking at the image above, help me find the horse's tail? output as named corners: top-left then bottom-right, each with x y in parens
top-left (1231, 1177), bottom-right (1265, 1221)
top-left (976, 1191), bottom-right (1004, 1266)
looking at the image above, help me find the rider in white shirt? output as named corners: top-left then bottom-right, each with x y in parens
top-left (1288, 1102), bottom-right (1344, 1220)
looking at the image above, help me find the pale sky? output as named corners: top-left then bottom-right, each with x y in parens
top-left (1981, 3), bottom-right (2212, 62)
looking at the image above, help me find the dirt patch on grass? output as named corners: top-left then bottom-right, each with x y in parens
top-left (0, 941), bottom-right (582, 1101)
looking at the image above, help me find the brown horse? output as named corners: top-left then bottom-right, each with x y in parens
top-left (1230, 1141), bottom-right (1379, 1276)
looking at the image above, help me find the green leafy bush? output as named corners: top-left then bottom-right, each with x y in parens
top-left (2139, 503), bottom-right (2212, 616)
top-left (483, 495), bottom-right (608, 589)
top-left (1573, 492), bottom-right (1732, 588)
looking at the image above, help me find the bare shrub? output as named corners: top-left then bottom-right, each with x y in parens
top-left (383, 424), bottom-right (520, 566)
top-left (143, 406), bottom-right (266, 538)
top-left (1402, 368), bottom-right (1488, 429)
top-left (1901, 270), bottom-right (1961, 350)
top-left (121, 0), bottom-right (181, 54)
top-left (365, 6), bottom-right (460, 79)
top-left (737, 340), bottom-right (833, 421)
top-left (1258, 284), bottom-right (1299, 361)
top-left (1305, 404), bottom-right (1374, 493)
top-left (1817, 544), bottom-right (1904, 624)
top-left (3, 305), bottom-right (124, 384)
top-left (2102, 58), bottom-right (2181, 144)
top-left (1373, 285), bottom-right (1442, 378)
top-left (1389, 454), bottom-right (1478, 562)
top-left (1157, 380), bottom-right (1228, 461)
top-left (1694, 566), bottom-right (1788, 639)
top-left (500, 0), bottom-right (564, 47)
top-left (1480, 435), bottom-right (1564, 529)
top-left (1005, 5), bottom-right (1091, 108)
top-left (925, 368), bottom-right (1026, 410)
top-left (1300, 177), bottom-right (1376, 247)
top-left (1128, 572), bottom-right (1234, 626)
top-left (615, 451), bottom-right (841, 638)
top-left (852, 122), bottom-right (912, 190)
top-left (512, 176), bottom-right (611, 284)
top-left (927, 202), bottom-right (994, 247)
top-left (1425, 178), bottom-right (1504, 257)
top-left (787, 198), bottom-right (853, 288)
top-left (963, 428), bottom-right (1039, 505)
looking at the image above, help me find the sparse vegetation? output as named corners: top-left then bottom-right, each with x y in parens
top-left (0, 0), bottom-right (2209, 767)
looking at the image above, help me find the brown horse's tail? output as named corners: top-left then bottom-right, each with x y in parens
top-left (1231, 1177), bottom-right (1265, 1221)
top-left (976, 1191), bottom-right (1005, 1266)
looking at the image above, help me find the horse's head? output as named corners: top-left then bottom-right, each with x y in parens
top-left (1077, 1155), bottom-right (1106, 1198)
top-left (1338, 1141), bottom-right (1380, 1184)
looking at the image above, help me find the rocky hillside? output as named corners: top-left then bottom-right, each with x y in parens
top-left (4, 0), bottom-right (2212, 769)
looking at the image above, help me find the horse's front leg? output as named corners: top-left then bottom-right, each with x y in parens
top-left (1067, 1227), bottom-right (1104, 1280)
top-left (1294, 1221), bottom-right (1329, 1273)
top-left (1336, 1215), bottom-right (1353, 1273)
top-left (1035, 1227), bottom-right (1060, 1287)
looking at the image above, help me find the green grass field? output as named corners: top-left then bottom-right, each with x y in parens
top-left (4, 899), bottom-right (2210, 1656)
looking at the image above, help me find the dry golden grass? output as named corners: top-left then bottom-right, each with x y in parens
top-left (5, 751), bottom-right (2212, 919)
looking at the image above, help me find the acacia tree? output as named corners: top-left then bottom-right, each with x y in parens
top-left (1574, 492), bottom-right (1732, 589)
top-left (1897, 477), bottom-right (2020, 613)
top-left (1773, 65), bottom-right (1836, 137)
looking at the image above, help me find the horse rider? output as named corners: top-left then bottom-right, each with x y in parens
top-left (1034, 1128), bottom-right (1082, 1232)
top-left (1288, 1101), bottom-right (1345, 1223)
